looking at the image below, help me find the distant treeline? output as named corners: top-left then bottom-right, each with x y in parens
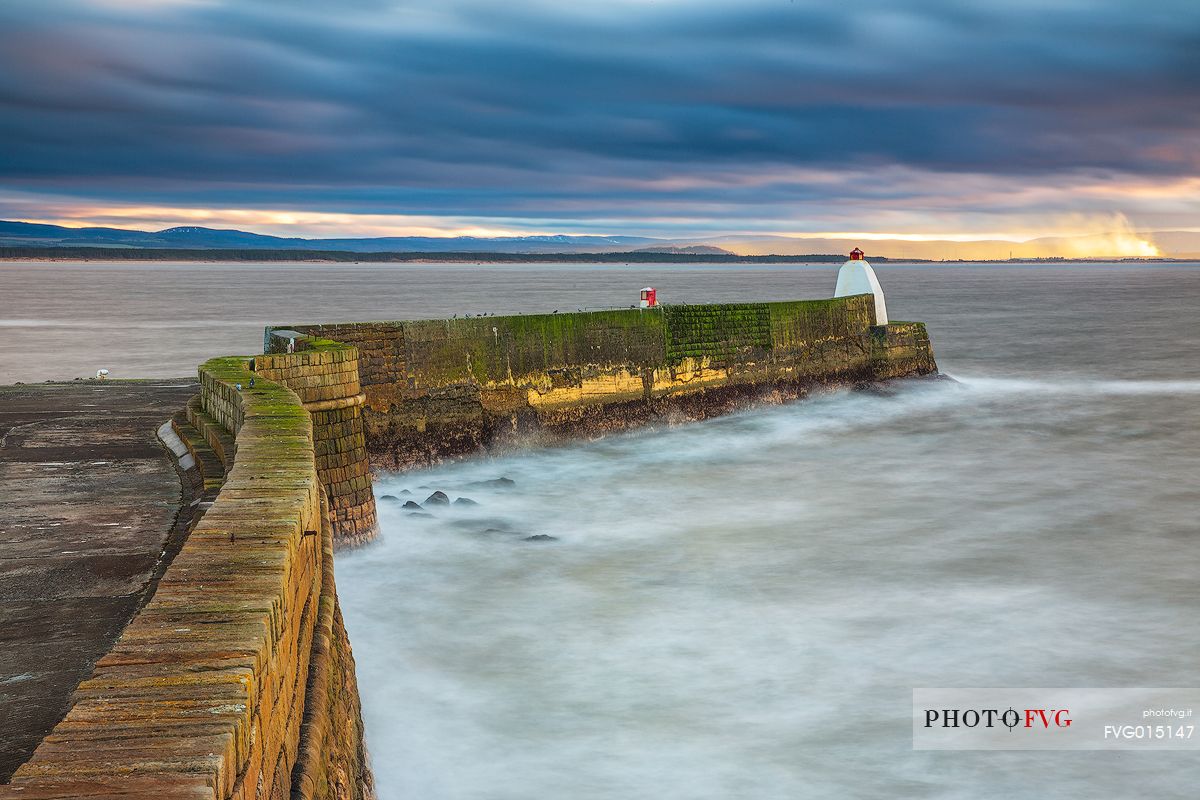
top-left (0, 246), bottom-right (915, 264)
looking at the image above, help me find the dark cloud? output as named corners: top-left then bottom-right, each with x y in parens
top-left (0, 0), bottom-right (1197, 232)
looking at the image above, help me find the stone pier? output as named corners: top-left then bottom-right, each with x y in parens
top-left (2, 291), bottom-right (937, 796)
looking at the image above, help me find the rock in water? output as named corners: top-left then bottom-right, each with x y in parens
top-left (453, 497), bottom-right (479, 507)
top-left (402, 500), bottom-right (423, 510)
top-left (524, 534), bottom-right (558, 542)
top-left (424, 491), bottom-right (450, 506)
top-left (407, 512), bottom-right (434, 519)
top-left (379, 495), bottom-right (401, 503)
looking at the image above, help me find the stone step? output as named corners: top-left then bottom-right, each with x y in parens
top-left (185, 395), bottom-right (237, 470)
top-left (172, 403), bottom-right (227, 504)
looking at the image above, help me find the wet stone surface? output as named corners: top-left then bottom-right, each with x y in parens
top-left (0, 380), bottom-right (197, 782)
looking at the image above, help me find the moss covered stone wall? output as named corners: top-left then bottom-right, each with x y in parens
top-left (254, 342), bottom-right (378, 547)
top-left (662, 303), bottom-right (771, 363)
top-left (272, 293), bottom-right (937, 471)
top-left (5, 356), bottom-right (374, 800)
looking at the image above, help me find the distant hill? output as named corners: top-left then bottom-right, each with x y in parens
top-left (0, 245), bottom-right (862, 264)
top-left (0, 220), bottom-right (657, 254)
top-left (632, 245), bottom-right (733, 255)
top-left (0, 220), bottom-right (1193, 260)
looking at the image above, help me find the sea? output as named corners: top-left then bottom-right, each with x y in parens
top-left (3, 260), bottom-right (1199, 798)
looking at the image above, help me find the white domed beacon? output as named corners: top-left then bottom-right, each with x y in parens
top-left (834, 247), bottom-right (888, 325)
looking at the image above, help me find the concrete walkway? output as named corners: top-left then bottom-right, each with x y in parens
top-left (0, 380), bottom-right (197, 782)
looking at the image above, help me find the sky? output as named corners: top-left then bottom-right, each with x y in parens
top-left (1, 0), bottom-right (1198, 251)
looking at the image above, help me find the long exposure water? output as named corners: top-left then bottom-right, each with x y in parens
top-left (5, 261), bottom-right (1200, 797)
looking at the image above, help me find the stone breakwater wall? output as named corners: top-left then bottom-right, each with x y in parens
top-left (0, 294), bottom-right (935, 797)
top-left (3, 355), bottom-right (373, 799)
top-left (271, 293), bottom-right (937, 471)
top-left (253, 343), bottom-right (378, 547)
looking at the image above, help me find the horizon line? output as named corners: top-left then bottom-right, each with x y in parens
top-left (6, 216), bottom-right (1199, 246)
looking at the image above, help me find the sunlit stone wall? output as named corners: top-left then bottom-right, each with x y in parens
top-left (4, 355), bottom-right (373, 799)
top-left (272, 293), bottom-right (937, 471)
top-left (255, 343), bottom-right (379, 547)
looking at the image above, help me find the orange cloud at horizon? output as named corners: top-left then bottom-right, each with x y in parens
top-left (746, 214), bottom-right (1161, 258)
